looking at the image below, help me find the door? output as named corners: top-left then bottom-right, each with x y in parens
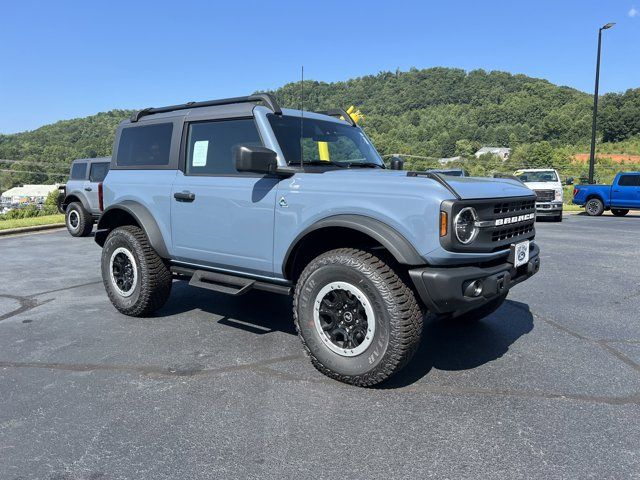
top-left (85, 161), bottom-right (110, 212)
top-left (171, 118), bottom-right (279, 277)
top-left (67, 161), bottom-right (88, 205)
top-left (611, 174), bottom-right (640, 208)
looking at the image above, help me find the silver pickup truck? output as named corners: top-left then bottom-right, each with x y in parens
top-left (57, 157), bottom-right (110, 236)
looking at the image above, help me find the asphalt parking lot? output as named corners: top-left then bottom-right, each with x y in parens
top-left (1, 214), bottom-right (639, 480)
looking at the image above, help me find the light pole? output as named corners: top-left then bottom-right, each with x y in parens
top-left (588, 22), bottom-right (615, 184)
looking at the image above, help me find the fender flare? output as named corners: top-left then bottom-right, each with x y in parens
top-left (283, 214), bottom-right (425, 277)
top-left (63, 192), bottom-right (90, 212)
top-left (95, 201), bottom-right (169, 258)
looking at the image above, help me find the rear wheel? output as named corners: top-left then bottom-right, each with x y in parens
top-left (294, 248), bottom-right (423, 387)
top-left (585, 198), bottom-right (604, 216)
top-left (101, 226), bottom-right (172, 317)
top-left (65, 202), bottom-right (93, 237)
top-left (612, 208), bottom-right (629, 217)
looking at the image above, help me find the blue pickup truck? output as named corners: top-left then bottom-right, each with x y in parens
top-left (573, 172), bottom-right (640, 216)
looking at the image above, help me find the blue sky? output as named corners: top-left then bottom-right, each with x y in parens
top-left (1, 0), bottom-right (638, 134)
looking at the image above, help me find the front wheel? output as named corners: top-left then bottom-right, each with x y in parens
top-left (585, 198), bottom-right (604, 216)
top-left (293, 248), bottom-right (423, 387)
top-left (612, 208), bottom-right (629, 217)
top-left (101, 226), bottom-right (172, 317)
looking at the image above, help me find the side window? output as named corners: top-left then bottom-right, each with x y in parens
top-left (116, 123), bottom-right (173, 167)
top-left (89, 162), bottom-right (110, 182)
top-left (70, 162), bottom-right (87, 180)
top-left (618, 175), bottom-right (638, 187)
top-left (186, 119), bottom-right (262, 175)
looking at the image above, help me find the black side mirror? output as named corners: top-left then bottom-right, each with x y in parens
top-left (389, 155), bottom-right (404, 170)
top-left (235, 145), bottom-right (278, 175)
top-left (565, 177), bottom-right (574, 185)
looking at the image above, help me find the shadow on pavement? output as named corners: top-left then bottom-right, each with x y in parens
top-left (156, 281), bottom-right (296, 335)
top-left (158, 283), bottom-right (534, 386)
top-left (380, 300), bottom-right (534, 388)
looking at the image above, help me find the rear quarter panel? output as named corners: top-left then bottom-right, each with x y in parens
top-left (573, 185), bottom-right (611, 206)
top-left (102, 169), bottom-right (178, 250)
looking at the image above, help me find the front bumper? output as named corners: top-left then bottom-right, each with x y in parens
top-left (535, 201), bottom-right (562, 216)
top-left (409, 243), bottom-right (540, 317)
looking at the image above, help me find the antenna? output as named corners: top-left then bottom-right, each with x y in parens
top-left (300, 65), bottom-right (304, 170)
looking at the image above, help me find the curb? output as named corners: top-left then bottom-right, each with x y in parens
top-left (0, 223), bottom-right (66, 237)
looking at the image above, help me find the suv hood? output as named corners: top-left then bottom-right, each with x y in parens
top-left (316, 169), bottom-right (535, 200)
top-left (441, 176), bottom-right (533, 199)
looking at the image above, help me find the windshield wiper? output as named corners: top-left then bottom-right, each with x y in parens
top-left (348, 162), bottom-right (385, 169)
top-left (299, 160), bottom-right (348, 168)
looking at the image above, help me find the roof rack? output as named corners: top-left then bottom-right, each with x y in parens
top-left (130, 93), bottom-right (282, 122)
top-left (315, 109), bottom-right (357, 127)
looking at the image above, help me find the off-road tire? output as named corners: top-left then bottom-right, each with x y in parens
top-left (445, 292), bottom-right (508, 323)
top-left (101, 225), bottom-right (172, 317)
top-left (65, 202), bottom-right (93, 237)
top-left (585, 198), bottom-right (604, 216)
top-left (612, 208), bottom-right (629, 217)
top-left (552, 212), bottom-right (563, 222)
top-left (293, 248), bottom-right (423, 387)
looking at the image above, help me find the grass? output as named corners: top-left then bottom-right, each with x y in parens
top-left (563, 203), bottom-right (582, 212)
top-left (0, 214), bottom-right (65, 230)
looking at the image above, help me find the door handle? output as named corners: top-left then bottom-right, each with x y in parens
top-left (174, 191), bottom-right (195, 202)
top-left (84, 187), bottom-right (92, 191)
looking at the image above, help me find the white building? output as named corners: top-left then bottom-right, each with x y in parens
top-left (1, 184), bottom-right (60, 206)
top-left (474, 147), bottom-right (511, 161)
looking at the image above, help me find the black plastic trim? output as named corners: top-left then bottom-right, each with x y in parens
top-left (283, 214), bottom-right (425, 278)
top-left (407, 171), bottom-right (461, 199)
top-left (314, 109), bottom-right (357, 126)
top-left (62, 192), bottom-right (91, 212)
top-left (171, 266), bottom-right (292, 295)
top-left (130, 93), bottom-right (281, 122)
top-left (94, 201), bottom-right (169, 258)
top-left (409, 243), bottom-right (540, 315)
top-left (440, 195), bottom-right (536, 253)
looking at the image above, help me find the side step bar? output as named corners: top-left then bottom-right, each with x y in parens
top-left (170, 266), bottom-right (292, 296)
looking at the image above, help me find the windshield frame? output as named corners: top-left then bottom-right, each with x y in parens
top-left (265, 112), bottom-right (385, 168)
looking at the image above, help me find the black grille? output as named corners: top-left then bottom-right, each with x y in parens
top-left (492, 223), bottom-right (535, 242)
top-left (494, 199), bottom-right (535, 214)
top-left (441, 195), bottom-right (536, 253)
top-left (534, 189), bottom-right (554, 202)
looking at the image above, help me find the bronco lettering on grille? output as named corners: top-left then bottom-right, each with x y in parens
top-left (494, 213), bottom-right (535, 226)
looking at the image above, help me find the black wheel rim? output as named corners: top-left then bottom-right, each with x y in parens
top-left (69, 211), bottom-right (79, 229)
top-left (112, 252), bottom-right (135, 293)
top-left (318, 289), bottom-right (369, 350)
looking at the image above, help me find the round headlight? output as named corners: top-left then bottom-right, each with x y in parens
top-left (454, 207), bottom-right (479, 244)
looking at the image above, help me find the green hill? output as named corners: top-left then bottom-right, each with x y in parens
top-left (1, 67), bottom-right (639, 190)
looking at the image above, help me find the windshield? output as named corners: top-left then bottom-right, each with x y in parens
top-left (267, 114), bottom-right (384, 167)
top-left (432, 169), bottom-right (465, 177)
top-left (515, 170), bottom-right (558, 183)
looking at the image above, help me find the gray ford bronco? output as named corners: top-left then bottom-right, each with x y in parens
top-left (59, 157), bottom-right (110, 236)
top-left (94, 94), bottom-right (540, 386)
